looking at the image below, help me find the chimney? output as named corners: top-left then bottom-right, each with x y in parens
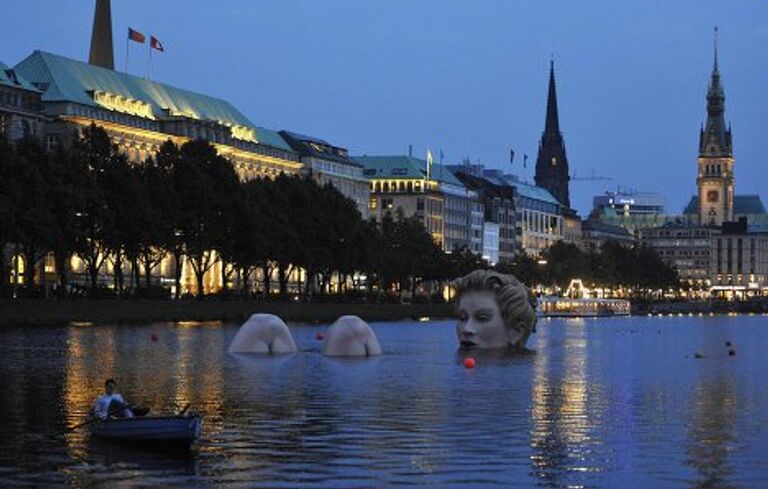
top-left (89, 0), bottom-right (114, 69)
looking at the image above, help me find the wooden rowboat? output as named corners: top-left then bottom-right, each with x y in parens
top-left (90, 415), bottom-right (201, 448)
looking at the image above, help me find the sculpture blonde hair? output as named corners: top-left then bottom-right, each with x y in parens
top-left (451, 269), bottom-right (537, 337)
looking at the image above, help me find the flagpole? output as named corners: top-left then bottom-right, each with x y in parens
top-left (148, 42), bottom-right (153, 80)
top-left (125, 31), bottom-right (129, 73)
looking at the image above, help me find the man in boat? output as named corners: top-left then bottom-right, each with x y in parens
top-left (92, 378), bottom-right (134, 419)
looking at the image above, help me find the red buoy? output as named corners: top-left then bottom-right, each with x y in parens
top-left (150, 333), bottom-right (159, 342)
top-left (463, 357), bottom-right (476, 369)
top-left (316, 332), bottom-right (325, 341)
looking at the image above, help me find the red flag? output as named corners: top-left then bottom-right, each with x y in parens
top-left (150, 36), bottom-right (165, 52)
top-left (128, 28), bottom-right (145, 44)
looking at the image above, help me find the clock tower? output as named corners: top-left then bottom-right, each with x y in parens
top-left (697, 28), bottom-right (734, 226)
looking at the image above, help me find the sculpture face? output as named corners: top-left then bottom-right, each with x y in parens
top-left (322, 316), bottom-right (382, 357)
top-left (228, 314), bottom-right (297, 354)
top-left (456, 291), bottom-right (510, 350)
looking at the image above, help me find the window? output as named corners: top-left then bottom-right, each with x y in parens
top-left (369, 197), bottom-right (378, 210)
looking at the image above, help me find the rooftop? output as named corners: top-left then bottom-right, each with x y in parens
top-left (683, 194), bottom-right (766, 215)
top-left (354, 155), bottom-right (463, 186)
top-left (279, 130), bottom-right (360, 166)
top-left (0, 61), bottom-right (39, 92)
top-left (13, 50), bottom-right (293, 152)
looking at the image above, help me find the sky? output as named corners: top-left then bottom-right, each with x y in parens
top-left (4, 0), bottom-right (767, 215)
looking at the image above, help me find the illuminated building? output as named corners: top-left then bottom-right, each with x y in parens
top-left (356, 155), bottom-right (477, 252)
top-left (710, 218), bottom-right (768, 298)
top-left (13, 51), bottom-right (301, 179)
top-left (279, 131), bottom-right (370, 219)
top-left (593, 191), bottom-right (666, 218)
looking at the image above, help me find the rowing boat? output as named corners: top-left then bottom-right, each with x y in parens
top-left (90, 415), bottom-right (201, 447)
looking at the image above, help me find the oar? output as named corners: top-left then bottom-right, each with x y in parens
top-left (177, 403), bottom-right (191, 417)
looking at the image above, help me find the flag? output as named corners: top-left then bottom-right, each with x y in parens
top-left (128, 28), bottom-right (145, 44)
top-left (150, 36), bottom-right (165, 52)
top-left (510, 149), bottom-right (515, 164)
top-left (523, 154), bottom-right (528, 168)
top-left (426, 148), bottom-right (433, 180)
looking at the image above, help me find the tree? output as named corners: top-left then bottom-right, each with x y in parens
top-left (0, 136), bottom-right (18, 293)
top-left (12, 137), bottom-right (57, 287)
top-left (172, 139), bottom-right (239, 297)
top-left (71, 124), bottom-right (118, 290)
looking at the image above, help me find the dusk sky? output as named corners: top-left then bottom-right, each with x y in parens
top-left (5, 0), bottom-right (767, 215)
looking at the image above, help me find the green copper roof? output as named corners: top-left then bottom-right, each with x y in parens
top-left (513, 180), bottom-right (560, 205)
top-left (354, 155), bottom-right (463, 186)
top-left (15, 50), bottom-right (253, 126)
top-left (13, 51), bottom-right (295, 153)
top-left (0, 61), bottom-right (39, 91)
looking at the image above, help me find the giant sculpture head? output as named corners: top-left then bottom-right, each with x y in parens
top-left (322, 316), bottom-right (382, 357)
top-left (451, 270), bottom-right (537, 350)
top-left (228, 314), bottom-right (298, 354)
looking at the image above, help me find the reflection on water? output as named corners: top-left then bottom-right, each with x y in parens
top-left (685, 376), bottom-right (738, 489)
top-left (0, 316), bottom-right (767, 487)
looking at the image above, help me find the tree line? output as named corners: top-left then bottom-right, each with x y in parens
top-left (0, 124), bottom-right (483, 300)
top-left (0, 124), bottom-right (678, 301)
top-left (498, 240), bottom-right (680, 298)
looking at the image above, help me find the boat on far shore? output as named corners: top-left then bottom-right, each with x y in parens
top-left (536, 279), bottom-right (631, 318)
top-left (537, 296), bottom-right (630, 318)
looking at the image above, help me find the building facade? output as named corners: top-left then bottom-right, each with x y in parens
top-left (450, 166), bottom-right (518, 263)
top-left (357, 155), bottom-right (476, 252)
top-left (640, 223), bottom-right (716, 288)
top-left (710, 219), bottom-right (768, 298)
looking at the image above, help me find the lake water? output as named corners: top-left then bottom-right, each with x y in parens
top-left (0, 315), bottom-right (767, 488)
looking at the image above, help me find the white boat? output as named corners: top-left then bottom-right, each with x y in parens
top-left (537, 296), bottom-right (631, 317)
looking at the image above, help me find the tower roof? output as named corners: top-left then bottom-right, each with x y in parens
top-left (544, 59), bottom-right (560, 135)
top-left (89, 0), bottom-right (114, 70)
top-left (700, 27), bottom-right (732, 157)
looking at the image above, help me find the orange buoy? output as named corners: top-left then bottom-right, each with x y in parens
top-left (316, 332), bottom-right (325, 341)
top-left (463, 357), bottom-right (476, 369)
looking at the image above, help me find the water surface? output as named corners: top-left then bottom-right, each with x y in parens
top-left (1, 315), bottom-right (767, 488)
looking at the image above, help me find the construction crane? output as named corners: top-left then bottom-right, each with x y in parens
top-left (570, 169), bottom-right (613, 182)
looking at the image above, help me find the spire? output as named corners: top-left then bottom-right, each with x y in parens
top-left (88, 0), bottom-right (114, 70)
top-left (545, 58), bottom-right (560, 135)
top-left (700, 26), bottom-right (731, 157)
top-left (535, 58), bottom-right (571, 208)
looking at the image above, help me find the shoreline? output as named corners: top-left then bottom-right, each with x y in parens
top-left (0, 299), bottom-right (456, 326)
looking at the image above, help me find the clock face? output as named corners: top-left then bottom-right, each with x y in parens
top-left (551, 157), bottom-right (557, 166)
top-left (707, 190), bottom-right (719, 203)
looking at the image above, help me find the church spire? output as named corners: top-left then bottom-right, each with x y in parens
top-left (88, 0), bottom-right (114, 70)
top-left (535, 58), bottom-right (571, 208)
top-left (544, 58), bottom-right (560, 135)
